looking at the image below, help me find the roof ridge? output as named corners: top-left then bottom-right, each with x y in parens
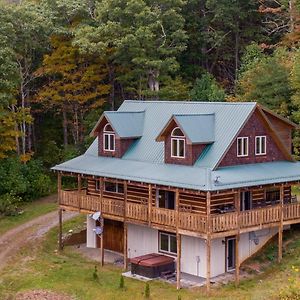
top-left (174, 113), bottom-right (215, 116)
top-left (123, 100), bottom-right (257, 105)
top-left (105, 110), bottom-right (145, 114)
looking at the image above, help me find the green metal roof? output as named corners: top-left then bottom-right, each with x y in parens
top-left (52, 100), bottom-right (300, 190)
top-left (173, 114), bottom-right (215, 144)
top-left (90, 110), bottom-right (145, 138)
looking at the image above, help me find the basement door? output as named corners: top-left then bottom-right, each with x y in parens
top-left (97, 219), bottom-right (124, 253)
top-left (226, 237), bottom-right (236, 272)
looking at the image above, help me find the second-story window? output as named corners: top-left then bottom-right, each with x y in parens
top-left (255, 136), bottom-right (266, 155)
top-left (171, 127), bottom-right (185, 158)
top-left (95, 180), bottom-right (100, 191)
top-left (103, 123), bottom-right (115, 151)
top-left (237, 137), bottom-right (248, 157)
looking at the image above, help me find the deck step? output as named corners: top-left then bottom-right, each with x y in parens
top-left (161, 270), bottom-right (175, 280)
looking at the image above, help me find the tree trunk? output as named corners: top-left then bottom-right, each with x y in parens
top-left (289, 0), bottom-right (295, 33)
top-left (62, 103), bottom-right (68, 148)
top-left (107, 63), bottom-right (115, 110)
top-left (148, 69), bottom-right (160, 92)
top-left (12, 105), bottom-right (20, 156)
top-left (234, 23), bottom-right (240, 81)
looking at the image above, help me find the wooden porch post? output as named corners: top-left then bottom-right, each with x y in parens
top-left (77, 174), bottom-right (81, 209)
top-left (235, 190), bottom-right (241, 286)
top-left (124, 223), bottom-right (128, 270)
top-left (58, 208), bottom-right (63, 251)
top-left (278, 185), bottom-right (284, 262)
top-left (100, 232), bottom-right (104, 266)
top-left (206, 191), bottom-right (211, 293)
top-left (148, 184), bottom-right (152, 226)
top-left (175, 189), bottom-right (181, 289)
top-left (124, 181), bottom-right (128, 270)
top-left (58, 173), bottom-right (63, 251)
top-left (176, 233), bottom-right (181, 290)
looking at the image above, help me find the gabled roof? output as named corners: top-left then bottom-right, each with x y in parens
top-left (90, 110), bottom-right (145, 138)
top-left (116, 100), bottom-right (256, 169)
top-left (156, 113), bottom-right (215, 144)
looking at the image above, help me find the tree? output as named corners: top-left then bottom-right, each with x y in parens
top-left (74, 0), bottom-right (187, 101)
top-left (190, 72), bottom-right (225, 101)
top-left (236, 46), bottom-right (292, 115)
top-left (180, 0), bottom-right (263, 88)
top-left (0, 5), bottom-right (19, 159)
top-left (35, 35), bottom-right (110, 146)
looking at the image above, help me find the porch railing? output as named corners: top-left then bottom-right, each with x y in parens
top-left (59, 189), bottom-right (300, 234)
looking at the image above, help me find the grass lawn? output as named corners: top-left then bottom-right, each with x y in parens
top-left (0, 197), bottom-right (57, 235)
top-left (0, 216), bottom-right (299, 300)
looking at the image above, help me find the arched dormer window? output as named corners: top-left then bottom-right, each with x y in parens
top-left (103, 123), bottom-right (115, 151)
top-left (171, 127), bottom-right (185, 158)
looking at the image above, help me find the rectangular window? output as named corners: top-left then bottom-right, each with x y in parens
top-left (159, 232), bottom-right (177, 255)
top-left (95, 180), bottom-right (100, 191)
top-left (104, 181), bottom-right (124, 194)
top-left (157, 190), bottom-right (175, 210)
top-left (255, 136), bottom-right (266, 155)
top-left (266, 188), bottom-right (280, 204)
top-left (171, 138), bottom-right (185, 158)
top-left (237, 137), bottom-right (248, 157)
top-left (103, 133), bottom-right (115, 151)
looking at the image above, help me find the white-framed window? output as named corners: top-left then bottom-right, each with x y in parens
top-left (103, 123), bottom-right (115, 151)
top-left (171, 127), bottom-right (185, 158)
top-left (255, 136), bottom-right (266, 155)
top-left (159, 231), bottom-right (177, 255)
top-left (237, 137), bottom-right (249, 157)
top-left (95, 180), bottom-right (100, 191)
top-left (104, 181), bottom-right (124, 194)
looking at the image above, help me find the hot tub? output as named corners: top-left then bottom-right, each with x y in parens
top-left (130, 253), bottom-right (175, 278)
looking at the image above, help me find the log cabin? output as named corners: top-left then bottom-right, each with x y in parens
top-left (52, 100), bottom-right (300, 290)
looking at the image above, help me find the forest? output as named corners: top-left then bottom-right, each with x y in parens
top-left (0, 0), bottom-right (299, 214)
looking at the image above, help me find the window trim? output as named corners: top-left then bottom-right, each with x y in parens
top-left (170, 127), bottom-right (185, 159)
top-left (95, 180), bottom-right (100, 191)
top-left (255, 135), bottom-right (267, 156)
top-left (158, 231), bottom-right (177, 256)
top-left (103, 123), bottom-right (115, 152)
top-left (104, 181), bottom-right (124, 194)
top-left (237, 137), bottom-right (249, 157)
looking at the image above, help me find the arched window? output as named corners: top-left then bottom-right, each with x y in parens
top-left (103, 123), bottom-right (115, 151)
top-left (171, 127), bottom-right (185, 158)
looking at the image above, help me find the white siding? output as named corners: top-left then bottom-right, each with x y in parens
top-left (127, 224), bottom-right (158, 258)
top-left (86, 215), bottom-right (97, 248)
top-left (181, 235), bottom-right (206, 277)
top-left (211, 238), bottom-right (226, 277)
top-left (239, 228), bottom-right (278, 262)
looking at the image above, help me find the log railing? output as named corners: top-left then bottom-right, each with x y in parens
top-left (59, 190), bottom-right (300, 234)
top-left (211, 212), bottom-right (238, 233)
top-left (126, 202), bottom-right (148, 222)
top-left (151, 207), bottom-right (176, 227)
top-left (239, 205), bottom-right (281, 229)
top-left (179, 211), bottom-right (207, 232)
top-left (102, 198), bottom-right (124, 216)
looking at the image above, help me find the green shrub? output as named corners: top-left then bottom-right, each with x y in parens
top-left (119, 275), bottom-right (124, 289)
top-left (0, 193), bottom-right (22, 216)
top-left (93, 266), bottom-right (98, 281)
top-left (144, 282), bottom-right (150, 298)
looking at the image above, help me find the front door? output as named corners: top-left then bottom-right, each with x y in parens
top-left (240, 191), bottom-right (252, 211)
top-left (226, 237), bottom-right (236, 272)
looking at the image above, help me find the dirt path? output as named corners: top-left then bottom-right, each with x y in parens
top-left (0, 209), bottom-right (77, 270)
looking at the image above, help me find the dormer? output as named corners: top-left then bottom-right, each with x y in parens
top-left (90, 110), bottom-right (145, 158)
top-left (156, 114), bottom-right (215, 165)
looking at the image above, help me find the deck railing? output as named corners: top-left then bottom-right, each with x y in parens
top-left (59, 190), bottom-right (300, 234)
top-left (151, 207), bottom-right (176, 227)
top-left (126, 203), bottom-right (148, 222)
